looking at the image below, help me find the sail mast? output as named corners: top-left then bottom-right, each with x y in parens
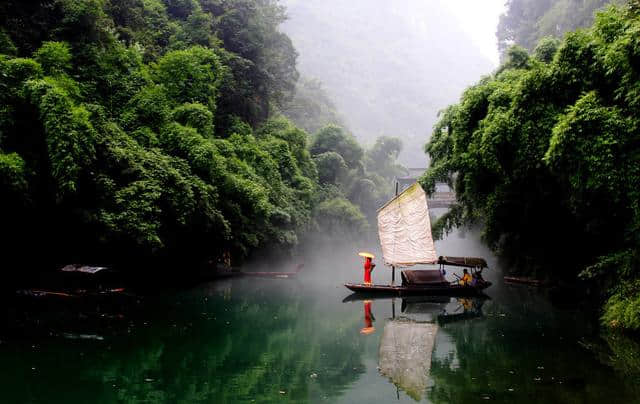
top-left (391, 181), bottom-right (398, 285)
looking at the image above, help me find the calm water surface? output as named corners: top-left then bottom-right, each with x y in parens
top-left (1, 225), bottom-right (638, 403)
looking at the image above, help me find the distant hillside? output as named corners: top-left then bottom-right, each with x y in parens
top-left (279, 77), bottom-right (346, 136)
top-left (280, 0), bottom-right (494, 166)
top-left (497, 0), bottom-right (624, 54)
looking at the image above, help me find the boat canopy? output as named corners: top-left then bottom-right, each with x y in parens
top-left (401, 269), bottom-right (448, 286)
top-left (438, 256), bottom-right (488, 268)
top-left (377, 182), bottom-right (437, 267)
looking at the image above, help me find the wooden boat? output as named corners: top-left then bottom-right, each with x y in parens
top-left (344, 281), bottom-right (490, 296)
top-left (345, 182), bottom-right (492, 297)
top-left (16, 265), bottom-right (131, 301)
top-left (503, 275), bottom-right (547, 287)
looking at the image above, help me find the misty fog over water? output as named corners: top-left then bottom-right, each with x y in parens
top-left (281, 0), bottom-right (500, 165)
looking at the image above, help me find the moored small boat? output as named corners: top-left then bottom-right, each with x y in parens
top-left (503, 276), bottom-right (547, 287)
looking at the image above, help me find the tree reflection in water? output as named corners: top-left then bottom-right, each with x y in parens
top-left (428, 288), bottom-right (637, 404)
top-left (0, 278), bottom-right (366, 404)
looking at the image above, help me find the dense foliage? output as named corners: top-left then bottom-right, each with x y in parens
top-left (497, 0), bottom-right (624, 55)
top-left (0, 0), bottom-right (403, 269)
top-left (309, 126), bottom-right (405, 226)
top-left (422, 5), bottom-right (640, 330)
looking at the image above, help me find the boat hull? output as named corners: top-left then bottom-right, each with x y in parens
top-left (344, 282), bottom-right (491, 297)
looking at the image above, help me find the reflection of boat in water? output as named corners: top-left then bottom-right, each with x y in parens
top-left (436, 297), bottom-right (485, 325)
top-left (347, 294), bottom-right (487, 324)
top-left (343, 293), bottom-right (450, 304)
top-left (345, 183), bottom-right (491, 296)
top-left (400, 295), bottom-right (450, 312)
top-left (344, 294), bottom-right (487, 322)
top-left (351, 296), bottom-right (485, 400)
top-left (379, 319), bottom-right (438, 401)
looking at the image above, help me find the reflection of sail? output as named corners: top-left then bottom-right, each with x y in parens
top-left (378, 319), bottom-right (438, 401)
top-left (377, 183), bottom-right (437, 267)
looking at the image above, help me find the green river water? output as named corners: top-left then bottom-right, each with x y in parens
top-left (1, 223), bottom-right (639, 403)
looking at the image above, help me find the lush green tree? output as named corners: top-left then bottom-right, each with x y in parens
top-left (496, 45), bottom-right (531, 74)
top-left (256, 116), bottom-right (317, 180)
top-left (33, 41), bottom-right (72, 75)
top-left (151, 46), bottom-right (222, 110)
top-left (171, 102), bottom-right (214, 138)
top-left (313, 197), bottom-right (368, 238)
top-left (310, 125), bottom-right (363, 169)
top-left (0, 29), bottom-right (17, 55)
top-left (206, 0), bottom-right (299, 125)
top-left (121, 84), bottom-right (171, 134)
top-left (107, 0), bottom-right (175, 60)
top-left (0, 152), bottom-right (29, 206)
top-left (533, 36), bottom-right (561, 63)
top-left (314, 151), bottom-right (347, 185)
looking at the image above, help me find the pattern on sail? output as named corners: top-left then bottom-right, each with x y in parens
top-left (377, 182), bottom-right (437, 266)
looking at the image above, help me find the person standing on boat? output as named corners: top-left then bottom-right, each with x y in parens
top-left (364, 257), bottom-right (376, 285)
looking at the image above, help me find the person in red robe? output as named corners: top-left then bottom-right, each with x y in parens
top-left (363, 256), bottom-right (376, 285)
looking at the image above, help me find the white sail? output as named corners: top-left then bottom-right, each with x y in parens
top-left (378, 319), bottom-right (438, 401)
top-left (377, 182), bottom-right (437, 267)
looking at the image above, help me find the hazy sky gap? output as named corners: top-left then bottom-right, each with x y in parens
top-left (442, 0), bottom-right (507, 66)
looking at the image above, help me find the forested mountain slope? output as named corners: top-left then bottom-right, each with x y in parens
top-left (498, 0), bottom-right (625, 54)
top-left (0, 0), bottom-right (401, 270)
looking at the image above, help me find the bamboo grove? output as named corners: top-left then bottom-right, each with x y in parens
top-left (422, 4), bottom-right (640, 330)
